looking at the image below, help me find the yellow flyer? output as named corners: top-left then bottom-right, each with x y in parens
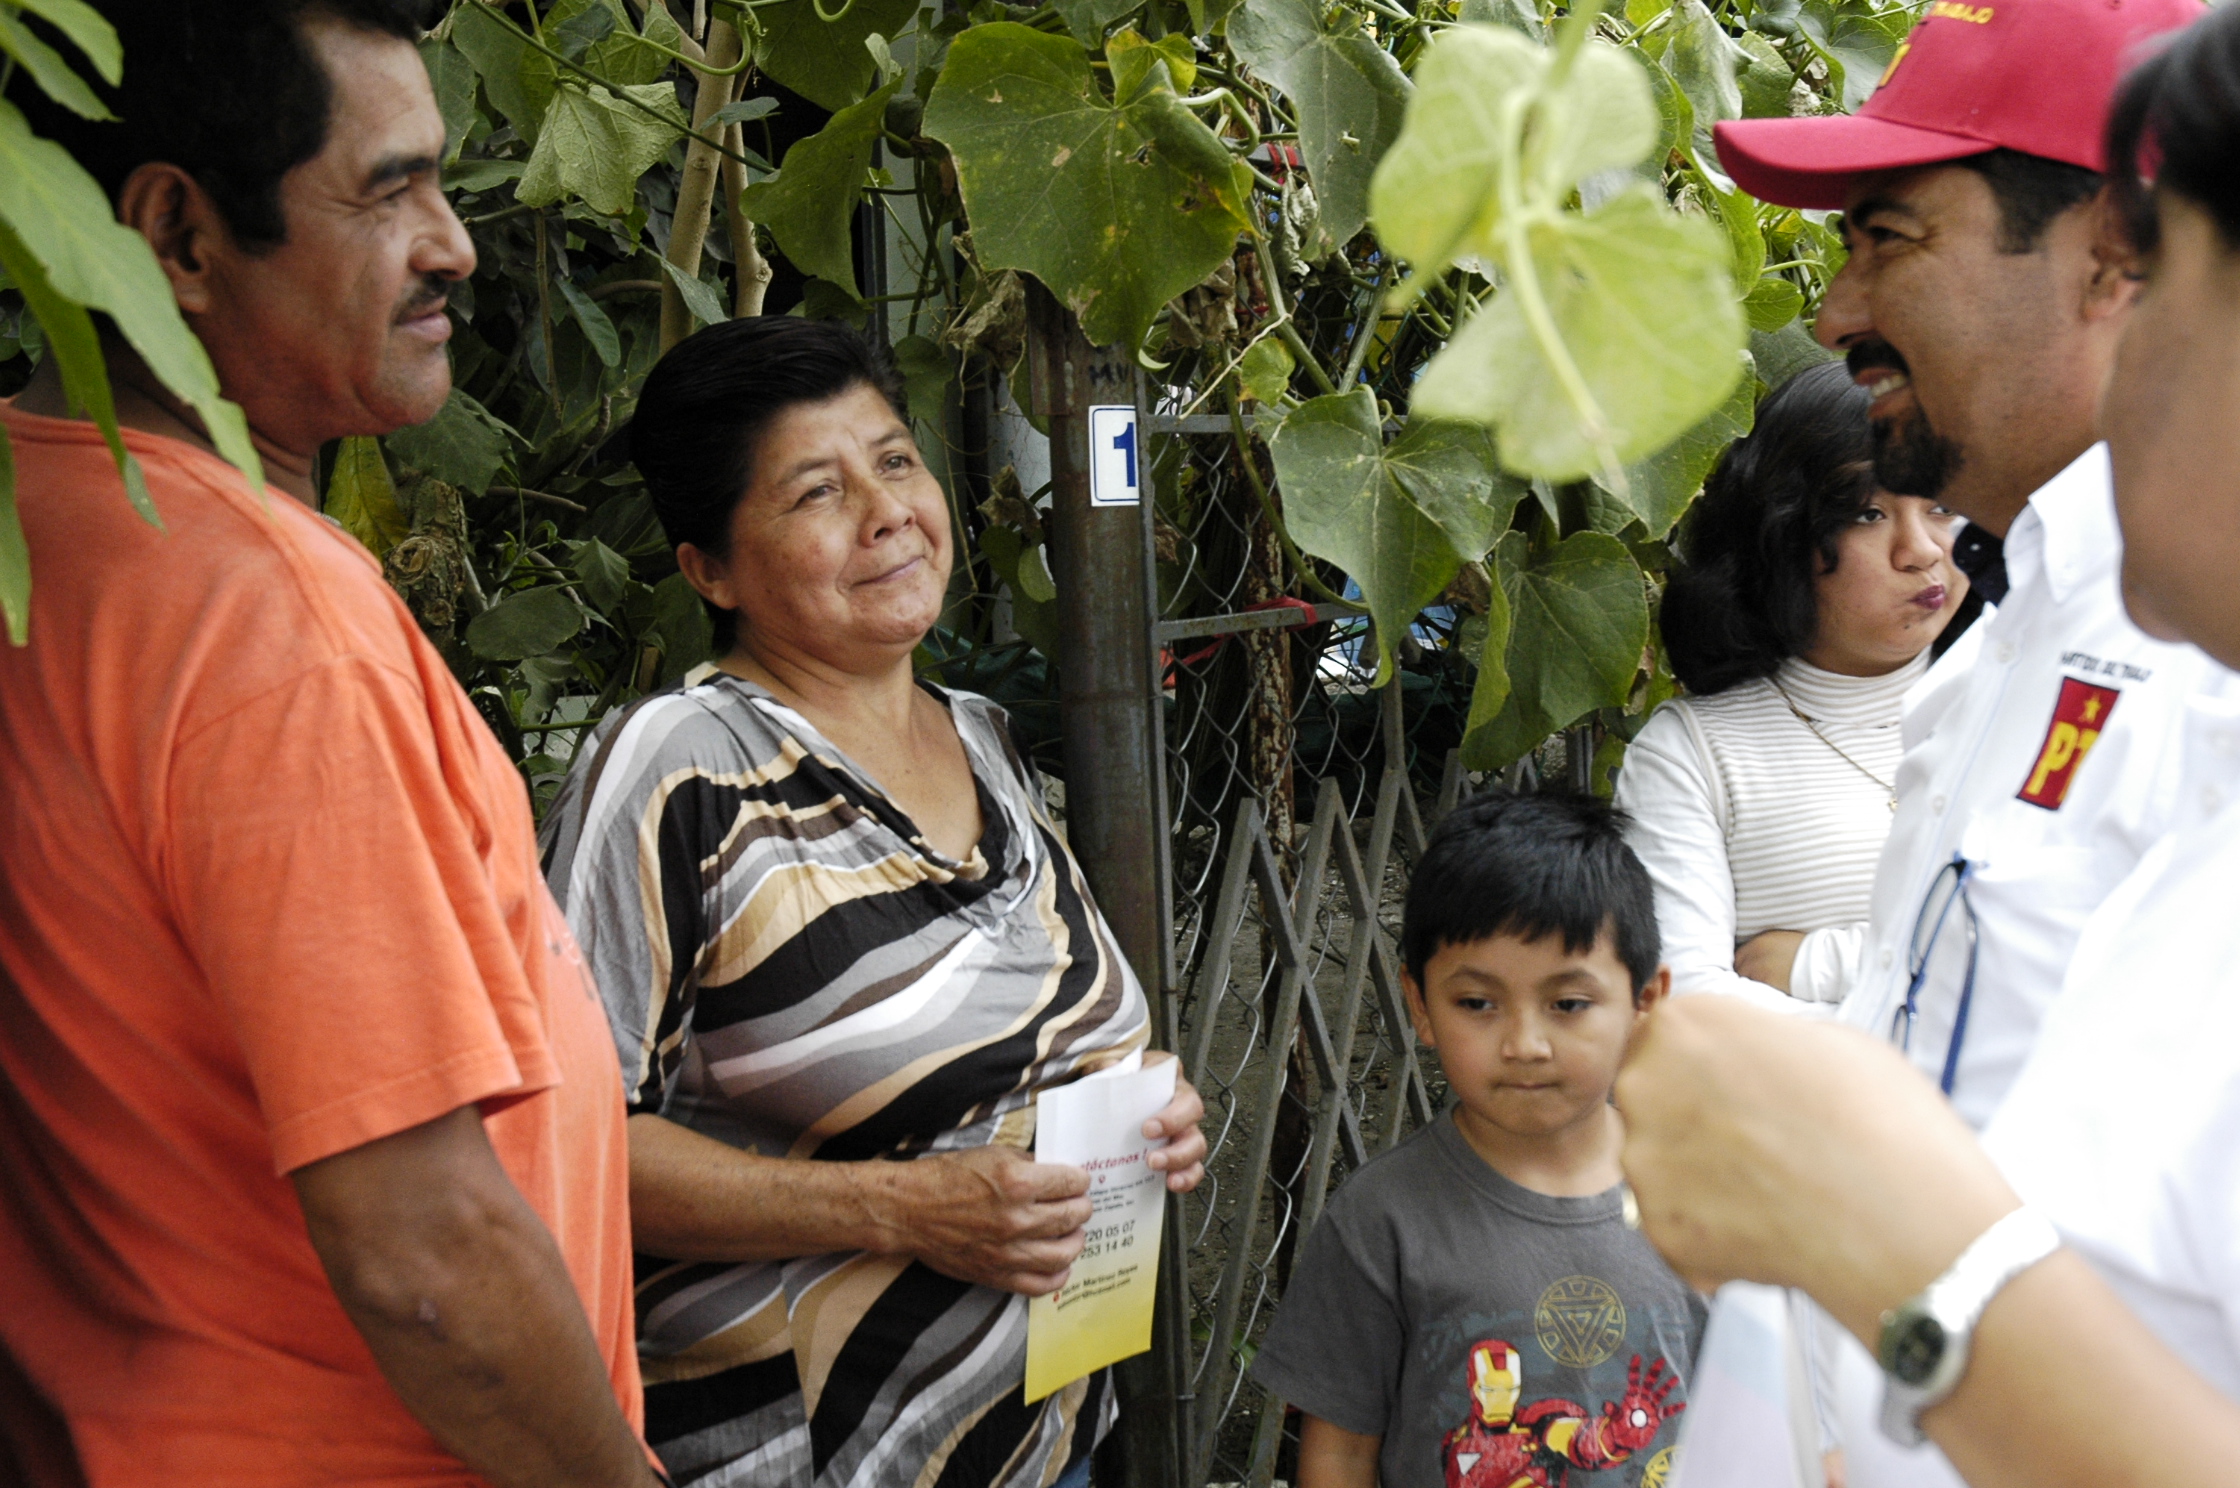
top-left (1024, 1053), bottom-right (1176, 1403)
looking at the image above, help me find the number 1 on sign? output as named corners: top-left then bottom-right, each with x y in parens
top-left (1088, 406), bottom-right (1140, 507)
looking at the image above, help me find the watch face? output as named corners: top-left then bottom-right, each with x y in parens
top-left (1890, 1315), bottom-right (1948, 1387)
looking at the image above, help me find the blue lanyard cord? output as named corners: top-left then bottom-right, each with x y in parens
top-left (1894, 854), bottom-right (1980, 1096)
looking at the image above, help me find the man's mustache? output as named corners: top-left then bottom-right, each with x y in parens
top-left (393, 275), bottom-right (451, 323)
top-left (1846, 340), bottom-right (1909, 380)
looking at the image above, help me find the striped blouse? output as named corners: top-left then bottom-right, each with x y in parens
top-left (1615, 654), bottom-right (1931, 1008)
top-left (540, 671), bottom-right (1148, 1488)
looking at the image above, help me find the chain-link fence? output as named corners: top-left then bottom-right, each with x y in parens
top-left (1141, 409), bottom-right (1545, 1488)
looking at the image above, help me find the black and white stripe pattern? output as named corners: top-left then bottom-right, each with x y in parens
top-left (542, 672), bottom-right (1146, 1487)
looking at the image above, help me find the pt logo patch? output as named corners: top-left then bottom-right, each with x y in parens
top-left (2018, 677), bottom-right (2119, 810)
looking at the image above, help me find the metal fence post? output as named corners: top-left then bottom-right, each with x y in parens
top-left (1028, 282), bottom-right (1183, 1488)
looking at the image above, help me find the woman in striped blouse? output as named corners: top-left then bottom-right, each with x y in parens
top-left (541, 318), bottom-right (1205, 1488)
top-left (1616, 361), bottom-right (1975, 1010)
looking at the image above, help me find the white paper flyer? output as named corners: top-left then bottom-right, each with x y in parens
top-left (1023, 1051), bottom-right (1176, 1403)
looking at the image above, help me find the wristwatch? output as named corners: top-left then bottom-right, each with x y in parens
top-left (1877, 1205), bottom-right (2063, 1446)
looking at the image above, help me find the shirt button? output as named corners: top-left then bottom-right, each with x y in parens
top-left (1881, 947), bottom-right (1896, 969)
top-left (2214, 734), bottom-right (2238, 757)
top-left (2206, 786), bottom-right (2225, 814)
top-left (1931, 793), bottom-right (1947, 814)
top-left (1996, 641), bottom-right (2019, 664)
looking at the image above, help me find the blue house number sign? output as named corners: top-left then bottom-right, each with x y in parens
top-left (1088, 406), bottom-right (1140, 507)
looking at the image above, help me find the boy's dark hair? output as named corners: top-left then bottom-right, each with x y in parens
top-left (629, 317), bottom-right (910, 651)
top-left (1659, 362), bottom-right (1879, 696)
top-left (1952, 148), bottom-right (2106, 256)
top-left (12, 1), bottom-right (434, 252)
top-left (2107, 6), bottom-right (2240, 255)
top-left (1402, 790), bottom-right (1661, 996)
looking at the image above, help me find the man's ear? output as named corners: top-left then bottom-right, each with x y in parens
top-left (115, 163), bottom-right (232, 318)
top-left (1401, 968), bottom-right (1437, 1049)
top-left (1634, 965), bottom-right (1672, 1016)
top-left (2083, 188), bottom-right (2145, 321)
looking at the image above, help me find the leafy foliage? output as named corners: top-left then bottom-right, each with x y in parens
top-left (0, 0), bottom-right (1912, 793)
top-left (923, 22), bottom-right (1252, 350)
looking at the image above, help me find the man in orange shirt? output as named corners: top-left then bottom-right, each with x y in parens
top-left (0, 4), bottom-right (658, 1485)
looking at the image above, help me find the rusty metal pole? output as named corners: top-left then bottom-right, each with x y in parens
top-left (1027, 282), bottom-right (1181, 1488)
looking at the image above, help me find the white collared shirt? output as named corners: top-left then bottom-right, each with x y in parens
top-left (1983, 683), bottom-right (2240, 1397)
top-left (1838, 445), bottom-right (2220, 1129)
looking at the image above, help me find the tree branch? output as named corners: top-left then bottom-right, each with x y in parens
top-left (661, 19), bottom-right (747, 350)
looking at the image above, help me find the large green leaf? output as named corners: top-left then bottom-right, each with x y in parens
top-left (13, 0), bottom-right (120, 84)
top-left (0, 8), bottom-right (110, 119)
top-left (521, 0), bottom-right (685, 122)
top-left (1460, 563), bottom-right (1512, 768)
top-left (1591, 369), bottom-right (1754, 539)
top-left (657, 258), bottom-right (729, 327)
top-left (1370, 28), bottom-right (1654, 278)
top-left (555, 277), bottom-right (621, 366)
top-left (1412, 186), bottom-right (1745, 481)
top-left (1736, 31), bottom-right (1795, 118)
top-left (0, 218), bottom-right (152, 525)
top-left (754, 0), bottom-right (922, 111)
top-left (1052, 0), bottom-right (1147, 46)
top-left (466, 584), bottom-right (585, 661)
top-left (1750, 319), bottom-right (1841, 390)
top-left (0, 101), bottom-right (261, 494)
top-left (0, 426), bottom-right (26, 644)
top-left (1268, 388), bottom-right (1522, 685)
top-left (385, 388), bottom-right (517, 495)
top-left (325, 437), bottom-right (409, 559)
top-left (1662, 0), bottom-right (1741, 150)
top-left (740, 78), bottom-right (900, 298)
top-left (517, 80), bottom-right (687, 217)
top-left (1227, 0), bottom-right (1411, 246)
top-left (1464, 531), bottom-right (1648, 768)
top-left (1797, 0), bottom-right (1909, 112)
top-left (1744, 274), bottom-right (1804, 332)
top-left (923, 23), bottom-right (1252, 352)
top-left (451, 2), bottom-right (538, 139)
top-left (570, 536), bottom-right (632, 612)
top-left (420, 37), bottom-right (479, 163)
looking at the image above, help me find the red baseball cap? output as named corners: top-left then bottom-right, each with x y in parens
top-left (1713, 0), bottom-right (2204, 210)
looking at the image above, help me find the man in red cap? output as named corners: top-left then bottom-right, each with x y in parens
top-left (1713, 1), bottom-right (2226, 1481)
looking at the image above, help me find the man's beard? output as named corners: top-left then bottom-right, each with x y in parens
top-left (1872, 408), bottom-right (1966, 500)
top-left (1848, 340), bottom-right (1965, 499)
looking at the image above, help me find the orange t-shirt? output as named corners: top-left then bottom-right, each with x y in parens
top-left (0, 405), bottom-right (643, 1485)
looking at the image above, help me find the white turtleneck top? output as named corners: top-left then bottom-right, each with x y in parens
top-left (1615, 653), bottom-right (1934, 1008)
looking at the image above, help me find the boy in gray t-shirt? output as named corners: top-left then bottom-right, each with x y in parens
top-left (1252, 792), bottom-right (1706, 1488)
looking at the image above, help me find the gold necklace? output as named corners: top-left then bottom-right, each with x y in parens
top-left (1772, 679), bottom-right (1898, 812)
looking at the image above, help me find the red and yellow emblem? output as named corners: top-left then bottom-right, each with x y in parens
top-left (2017, 677), bottom-right (2119, 810)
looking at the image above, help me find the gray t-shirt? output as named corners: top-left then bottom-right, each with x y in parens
top-left (1251, 1113), bottom-right (1706, 1488)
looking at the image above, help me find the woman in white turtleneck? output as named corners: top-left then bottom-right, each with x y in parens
top-left (1617, 362), bottom-right (1977, 1488)
top-left (1617, 362), bottom-right (1976, 1012)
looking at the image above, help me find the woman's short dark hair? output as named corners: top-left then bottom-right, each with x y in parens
top-left (1659, 362), bottom-right (1878, 695)
top-left (630, 317), bottom-right (910, 650)
top-left (13, 0), bottom-right (432, 250)
top-left (2108, 5), bottom-right (2240, 255)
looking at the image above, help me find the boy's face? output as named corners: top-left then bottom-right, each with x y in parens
top-left (1405, 928), bottom-right (1667, 1142)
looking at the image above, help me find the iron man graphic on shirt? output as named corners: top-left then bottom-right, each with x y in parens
top-left (1441, 1340), bottom-right (1684, 1488)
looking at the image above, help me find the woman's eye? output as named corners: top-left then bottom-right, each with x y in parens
top-left (1855, 507), bottom-right (1887, 524)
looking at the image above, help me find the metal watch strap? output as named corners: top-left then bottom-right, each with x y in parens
top-left (1877, 1206), bottom-right (2063, 1446)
